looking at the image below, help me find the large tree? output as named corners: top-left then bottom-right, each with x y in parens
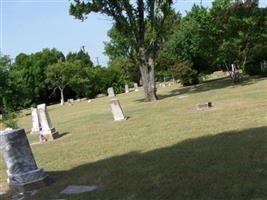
top-left (69, 0), bottom-right (174, 101)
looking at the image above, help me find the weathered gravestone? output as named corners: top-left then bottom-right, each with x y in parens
top-left (134, 83), bottom-right (139, 92)
top-left (261, 60), bottom-right (267, 73)
top-left (107, 87), bottom-right (115, 97)
top-left (196, 102), bottom-right (212, 111)
top-left (67, 99), bottom-right (74, 106)
top-left (159, 82), bottom-right (166, 88)
top-left (230, 64), bottom-right (239, 82)
top-left (30, 108), bottom-right (40, 134)
top-left (0, 129), bottom-right (49, 192)
top-left (37, 104), bottom-right (59, 142)
top-left (109, 99), bottom-right (126, 121)
top-left (125, 85), bottom-right (129, 93)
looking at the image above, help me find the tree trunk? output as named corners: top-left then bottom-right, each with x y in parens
top-left (59, 88), bottom-right (64, 105)
top-left (138, 49), bottom-right (157, 101)
top-left (137, 0), bottom-right (157, 102)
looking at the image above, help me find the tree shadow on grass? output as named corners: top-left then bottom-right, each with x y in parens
top-left (26, 126), bottom-right (267, 200)
top-left (136, 76), bottom-right (266, 102)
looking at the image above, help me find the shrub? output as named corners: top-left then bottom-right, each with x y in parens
top-left (175, 60), bottom-right (199, 86)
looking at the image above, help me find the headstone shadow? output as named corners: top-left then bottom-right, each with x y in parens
top-left (16, 126), bottom-right (267, 200)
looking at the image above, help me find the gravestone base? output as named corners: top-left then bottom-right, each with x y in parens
top-left (196, 102), bottom-right (212, 111)
top-left (40, 128), bottom-right (59, 142)
top-left (9, 176), bottom-right (51, 193)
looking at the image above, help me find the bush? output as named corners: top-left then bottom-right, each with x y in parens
top-left (244, 63), bottom-right (262, 76)
top-left (175, 60), bottom-right (199, 86)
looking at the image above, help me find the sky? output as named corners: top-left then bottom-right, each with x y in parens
top-left (0, 0), bottom-right (266, 66)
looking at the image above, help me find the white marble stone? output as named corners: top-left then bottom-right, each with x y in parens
top-left (134, 83), bottom-right (139, 92)
top-left (159, 82), bottom-right (166, 88)
top-left (108, 87), bottom-right (115, 97)
top-left (125, 85), bottom-right (129, 93)
top-left (60, 185), bottom-right (97, 195)
top-left (30, 108), bottom-right (40, 134)
top-left (109, 99), bottom-right (126, 121)
top-left (37, 104), bottom-right (58, 141)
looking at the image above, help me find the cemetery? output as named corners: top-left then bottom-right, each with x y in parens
top-left (0, 75), bottom-right (266, 200)
top-left (0, 0), bottom-right (266, 199)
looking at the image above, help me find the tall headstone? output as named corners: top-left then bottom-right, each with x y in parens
top-left (125, 85), bottom-right (129, 93)
top-left (134, 83), bottom-right (139, 92)
top-left (107, 87), bottom-right (115, 97)
top-left (30, 107), bottom-right (40, 134)
top-left (0, 129), bottom-right (48, 191)
top-left (37, 104), bottom-right (59, 142)
top-left (109, 99), bottom-right (126, 121)
top-left (230, 63), bottom-right (239, 82)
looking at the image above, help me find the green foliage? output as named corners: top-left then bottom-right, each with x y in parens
top-left (66, 47), bottom-right (93, 67)
top-left (0, 111), bottom-right (19, 129)
top-left (175, 60), bottom-right (199, 86)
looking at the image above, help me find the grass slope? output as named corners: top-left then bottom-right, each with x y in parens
top-left (1, 76), bottom-right (267, 200)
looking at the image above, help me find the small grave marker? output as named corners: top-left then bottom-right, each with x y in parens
top-left (107, 87), bottom-right (115, 97)
top-left (196, 102), bottom-right (212, 111)
top-left (60, 185), bottom-right (97, 195)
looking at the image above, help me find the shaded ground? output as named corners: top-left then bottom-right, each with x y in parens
top-left (31, 126), bottom-right (267, 200)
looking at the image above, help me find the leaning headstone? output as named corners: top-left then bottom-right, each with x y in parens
top-left (107, 87), bottom-right (115, 97)
top-left (37, 104), bottom-right (59, 142)
top-left (0, 129), bottom-right (49, 192)
top-left (109, 99), bottom-right (126, 121)
top-left (125, 85), bottom-right (129, 93)
top-left (30, 108), bottom-right (40, 134)
top-left (60, 185), bottom-right (97, 195)
top-left (134, 83), bottom-right (139, 92)
top-left (196, 102), bottom-right (212, 111)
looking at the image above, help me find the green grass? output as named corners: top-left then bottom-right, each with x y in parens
top-left (1, 76), bottom-right (267, 200)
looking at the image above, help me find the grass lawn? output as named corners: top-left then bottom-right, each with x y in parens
top-left (1, 76), bottom-right (267, 200)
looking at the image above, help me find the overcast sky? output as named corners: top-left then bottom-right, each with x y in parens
top-left (1, 0), bottom-right (266, 66)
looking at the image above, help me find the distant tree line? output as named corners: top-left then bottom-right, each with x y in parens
top-left (0, 48), bottom-right (128, 112)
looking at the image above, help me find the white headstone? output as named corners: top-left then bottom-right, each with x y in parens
top-left (231, 64), bottom-right (236, 73)
top-left (109, 99), bottom-right (126, 121)
top-left (37, 104), bottom-right (59, 141)
top-left (30, 108), bottom-right (40, 134)
top-left (159, 82), bottom-right (166, 88)
top-left (125, 85), bottom-right (129, 93)
top-left (134, 83), bottom-right (139, 92)
top-left (67, 99), bottom-right (74, 106)
top-left (108, 87), bottom-right (115, 97)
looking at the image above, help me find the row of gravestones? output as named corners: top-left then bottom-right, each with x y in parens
top-left (0, 82), bottom-right (213, 194)
top-left (0, 85), bottom-right (140, 193)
